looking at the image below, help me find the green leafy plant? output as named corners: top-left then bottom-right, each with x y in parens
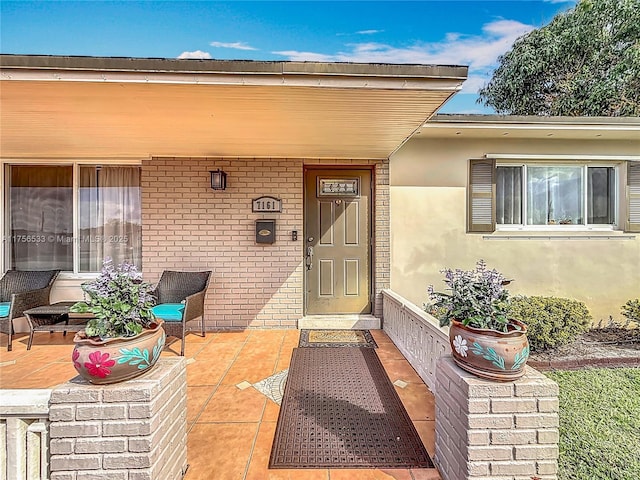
top-left (508, 296), bottom-right (591, 352)
top-left (478, 0), bottom-right (640, 116)
top-left (622, 299), bottom-right (640, 323)
top-left (426, 260), bottom-right (514, 332)
top-left (70, 258), bottom-right (156, 338)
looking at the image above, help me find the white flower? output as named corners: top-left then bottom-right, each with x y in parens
top-left (453, 335), bottom-right (468, 357)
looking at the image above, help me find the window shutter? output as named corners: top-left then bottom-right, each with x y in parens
top-left (627, 162), bottom-right (640, 232)
top-left (468, 159), bottom-right (496, 233)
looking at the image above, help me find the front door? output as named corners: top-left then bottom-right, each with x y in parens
top-left (304, 169), bottom-right (372, 315)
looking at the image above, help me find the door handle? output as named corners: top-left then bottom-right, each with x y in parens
top-left (305, 246), bottom-right (314, 270)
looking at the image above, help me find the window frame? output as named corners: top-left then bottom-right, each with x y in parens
top-left (468, 155), bottom-right (640, 234)
top-left (1, 159), bottom-right (142, 277)
top-left (495, 161), bottom-right (620, 232)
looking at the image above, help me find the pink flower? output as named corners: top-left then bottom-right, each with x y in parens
top-left (84, 351), bottom-right (116, 378)
top-left (72, 348), bottom-right (81, 370)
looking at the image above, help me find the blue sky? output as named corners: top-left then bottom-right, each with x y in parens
top-left (1, 1), bottom-right (576, 113)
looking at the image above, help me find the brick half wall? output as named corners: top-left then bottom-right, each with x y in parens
top-left (48, 358), bottom-right (187, 480)
top-left (435, 357), bottom-right (559, 480)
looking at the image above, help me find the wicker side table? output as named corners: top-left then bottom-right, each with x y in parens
top-left (24, 301), bottom-right (92, 350)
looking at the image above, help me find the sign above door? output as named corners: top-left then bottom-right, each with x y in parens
top-left (317, 178), bottom-right (360, 197)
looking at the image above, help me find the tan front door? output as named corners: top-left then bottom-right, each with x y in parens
top-left (304, 169), bottom-right (372, 314)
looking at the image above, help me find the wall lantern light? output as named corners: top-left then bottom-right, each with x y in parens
top-left (210, 169), bottom-right (227, 190)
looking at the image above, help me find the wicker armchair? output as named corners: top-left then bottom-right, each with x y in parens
top-left (151, 270), bottom-right (211, 356)
top-left (0, 270), bottom-right (60, 351)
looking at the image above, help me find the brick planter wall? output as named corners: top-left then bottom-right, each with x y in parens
top-left (435, 356), bottom-right (559, 480)
top-left (48, 358), bottom-right (187, 480)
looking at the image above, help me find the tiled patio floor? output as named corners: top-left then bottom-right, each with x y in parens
top-left (1, 329), bottom-right (439, 480)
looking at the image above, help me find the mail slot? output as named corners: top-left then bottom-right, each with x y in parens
top-left (255, 219), bottom-right (276, 244)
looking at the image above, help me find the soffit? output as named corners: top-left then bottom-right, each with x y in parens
top-left (0, 56), bottom-right (467, 160)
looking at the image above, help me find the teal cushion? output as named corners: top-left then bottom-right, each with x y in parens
top-left (0, 302), bottom-right (10, 318)
top-left (152, 303), bottom-right (184, 322)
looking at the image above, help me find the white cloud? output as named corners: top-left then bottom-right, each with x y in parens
top-left (272, 19), bottom-right (534, 94)
top-left (337, 29), bottom-right (384, 37)
top-left (177, 50), bottom-right (212, 59)
top-left (271, 50), bottom-right (336, 62)
top-left (460, 76), bottom-right (488, 94)
top-left (210, 41), bottom-right (257, 51)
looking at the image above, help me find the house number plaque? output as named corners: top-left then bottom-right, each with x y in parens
top-left (252, 196), bottom-right (282, 213)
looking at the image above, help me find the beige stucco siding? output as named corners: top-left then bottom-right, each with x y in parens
top-left (390, 136), bottom-right (640, 323)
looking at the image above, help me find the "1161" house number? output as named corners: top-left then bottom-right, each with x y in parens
top-left (252, 196), bottom-right (282, 213)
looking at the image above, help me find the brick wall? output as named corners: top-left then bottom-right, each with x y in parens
top-left (435, 357), bottom-right (559, 480)
top-left (48, 358), bottom-right (187, 480)
top-left (373, 159), bottom-right (390, 317)
top-left (142, 157), bottom-right (304, 328)
top-left (142, 157), bottom-right (389, 328)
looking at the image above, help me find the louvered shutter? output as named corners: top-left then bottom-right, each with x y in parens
top-left (627, 162), bottom-right (640, 232)
top-left (468, 159), bottom-right (496, 233)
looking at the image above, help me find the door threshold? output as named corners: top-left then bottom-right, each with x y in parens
top-left (298, 315), bottom-right (380, 330)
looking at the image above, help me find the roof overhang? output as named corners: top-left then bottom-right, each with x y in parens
top-left (419, 114), bottom-right (640, 141)
top-left (0, 55), bottom-right (468, 160)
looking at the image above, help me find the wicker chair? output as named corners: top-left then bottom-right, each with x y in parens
top-left (0, 270), bottom-right (60, 351)
top-left (151, 270), bottom-right (211, 356)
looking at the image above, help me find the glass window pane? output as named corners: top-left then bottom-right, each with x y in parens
top-left (9, 166), bottom-right (73, 270)
top-left (496, 167), bottom-right (522, 224)
top-left (527, 166), bottom-right (583, 225)
top-left (79, 166), bottom-right (142, 272)
top-left (587, 167), bottom-right (615, 224)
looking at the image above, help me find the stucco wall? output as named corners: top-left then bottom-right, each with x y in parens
top-left (389, 137), bottom-right (640, 323)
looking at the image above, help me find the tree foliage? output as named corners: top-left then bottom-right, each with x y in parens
top-left (479, 0), bottom-right (640, 116)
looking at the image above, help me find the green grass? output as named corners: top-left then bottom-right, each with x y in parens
top-left (545, 368), bottom-right (640, 480)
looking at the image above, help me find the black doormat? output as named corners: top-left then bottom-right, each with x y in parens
top-left (298, 329), bottom-right (378, 348)
top-left (269, 348), bottom-right (433, 469)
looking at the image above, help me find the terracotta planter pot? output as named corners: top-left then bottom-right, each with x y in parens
top-left (72, 321), bottom-right (166, 385)
top-left (449, 319), bottom-right (529, 382)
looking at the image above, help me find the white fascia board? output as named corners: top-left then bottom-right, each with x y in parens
top-left (2, 157), bottom-right (145, 164)
top-left (0, 68), bottom-right (464, 91)
top-left (426, 123), bottom-right (640, 133)
top-left (486, 153), bottom-right (640, 161)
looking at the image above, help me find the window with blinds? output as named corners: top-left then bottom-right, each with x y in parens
top-left (468, 159), bottom-right (638, 233)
